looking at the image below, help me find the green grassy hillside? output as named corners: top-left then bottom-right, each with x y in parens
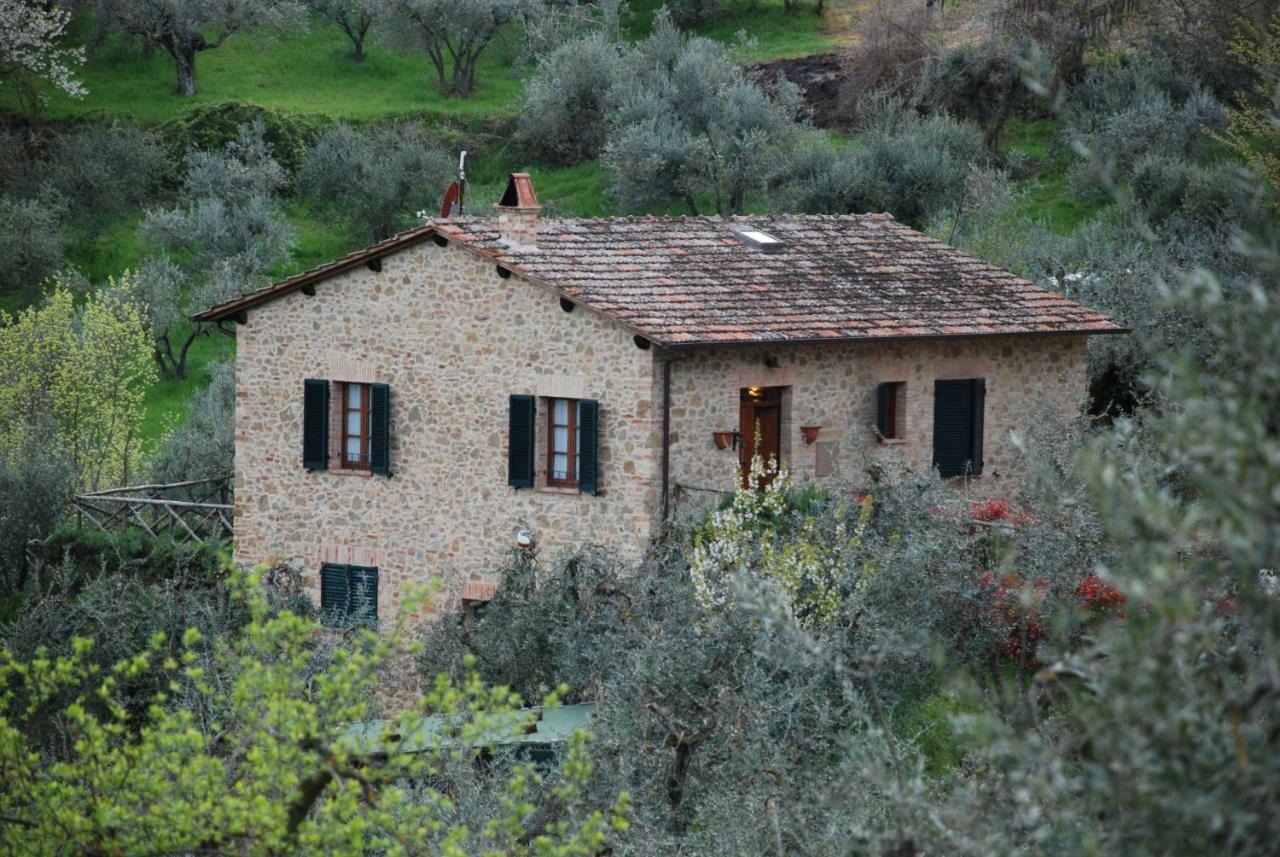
top-left (9, 2), bottom-right (841, 123)
top-left (1, 0), bottom-right (1121, 455)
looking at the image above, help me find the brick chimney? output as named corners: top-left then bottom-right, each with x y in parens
top-left (495, 172), bottom-right (540, 248)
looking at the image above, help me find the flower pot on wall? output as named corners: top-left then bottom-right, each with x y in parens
top-left (801, 425), bottom-right (822, 445)
top-left (713, 431), bottom-right (734, 450)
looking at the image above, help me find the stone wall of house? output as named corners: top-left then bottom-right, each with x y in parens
top-left (233, 238), bottom-right (663, 622)
top-left (664, 335), bottom-right (1089, 518)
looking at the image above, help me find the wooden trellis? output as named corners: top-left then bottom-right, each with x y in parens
top-left (72, 476), bottom-right (234, 545)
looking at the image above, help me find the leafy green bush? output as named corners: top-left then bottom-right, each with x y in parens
top-left (0, 567), bottom-right (629, 853)
top-left (0, 451), bottom-right (69, 601)
top-left (0, 193), bottom-right (66, 298)
top-left (518, 32), bottom-right (623, 165)
top-left (300, 122), bottom-right (453, 242)
top-left (150, 361), bottom-right (236, 484)
top-left (780, 99), bottom-right (986, 228)
top-left (158, 100), bottom-right (332, 178)
top-left (916, 37), bottom-right (1036, 149)
top-left (45, 123), bottom-right (166, 227)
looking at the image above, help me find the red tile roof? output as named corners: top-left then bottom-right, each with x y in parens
top-left (195, 213), bottom-right (1125, 344)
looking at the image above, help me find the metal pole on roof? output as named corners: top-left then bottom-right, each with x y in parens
top-left (458, 150), bottom-right (467, 216)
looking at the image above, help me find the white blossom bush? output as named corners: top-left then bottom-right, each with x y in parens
top-left (690, 455), bottom-right (875, 630)
top-left (0, 1), bottom-right (86, 106)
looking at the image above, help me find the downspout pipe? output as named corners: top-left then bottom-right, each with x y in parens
top-left (660, 350), bottom-right (696, 525)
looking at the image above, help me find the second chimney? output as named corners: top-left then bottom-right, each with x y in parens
top-left (495, 172), bottom-right (540, 248)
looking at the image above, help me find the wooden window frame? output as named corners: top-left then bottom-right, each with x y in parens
top-left (340, 382), bottom-right (372, 470)
top-left (882, 381), bottom-right (905, 440)
top-left (546, 398), bottom-right (580, 488)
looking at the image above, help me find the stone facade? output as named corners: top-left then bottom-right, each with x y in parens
top-left (663, 335), bottom-right (1088, 518)
top-left (234, 238), bottom-right (663, 622)
top-left (233, 236), bottom-right (1088, 622)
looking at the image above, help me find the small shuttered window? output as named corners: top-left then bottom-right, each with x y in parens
top-left (875, 381), bottom-right (905, 440)
top-left (508, 394), bottom-right (536, 488)
top-left (932, 378), bottom-right (986, 478)
top-left (320, 563), bottom-right (378, 629)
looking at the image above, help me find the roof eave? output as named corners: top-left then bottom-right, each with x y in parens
top-left (190, 224), bottom-right (442, 323)
top-left (652, 325), bottom-right (1130, 351)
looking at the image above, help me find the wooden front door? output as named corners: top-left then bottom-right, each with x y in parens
top-left (739, 387), bottom-right (782, 487)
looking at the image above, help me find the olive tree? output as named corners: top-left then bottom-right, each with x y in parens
top-left (139, 122), bottom-right (294, 379)
top-left (309, 0), bottom-right (377, 61)
top-left (518, 32), bottom-right (623, 164)
top-left (377, 0), bottom-right (541, 98)
top-left (150, 360), bottom-right (235, 484)
top-left (777, 99), bottom-right (986, 228)
top-left (114, 0), bottom-right (307, 96)
top-left (300, 122), bottom-right (454, 243)
top-left (46, 123), bottom-right (166, 229)
top-left (0, 193), bottom-right (66, 299)
top-left (602, 12), bottom-right (804, 215)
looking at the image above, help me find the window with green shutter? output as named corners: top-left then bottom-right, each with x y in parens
top-left (369, 383), bottom-right (391, 475)
top-left (303, 379), bottom-right (330, 470)
top-left (508, 394), bottom-right (536, 488)
top-left (320, 563), bottom-right (378, 629)
top-left (932, 378), bottom-right (986, 477)
top-left (578, 399), bottom-right (600, 494)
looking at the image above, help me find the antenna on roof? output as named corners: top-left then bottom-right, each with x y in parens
top-left (458, 150), bottom-right (467, 216)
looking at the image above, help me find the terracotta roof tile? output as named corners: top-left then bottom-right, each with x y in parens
top-left (196, 213), bottom-right (1125, 343)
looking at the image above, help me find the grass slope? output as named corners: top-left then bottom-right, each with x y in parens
top-left (10, 2), bottom-right (845, 123)
top-left (2, 1), bottom-right (1112, 458)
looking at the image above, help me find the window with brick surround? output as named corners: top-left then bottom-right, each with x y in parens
top-left (547, 398), bottom-right (581, 487)
top-left (320, 563), bottom-right (378, 629)
top-left (341, 382), bottom-right (371, 469)
top-left (876, 381), bottom-right (907, 440)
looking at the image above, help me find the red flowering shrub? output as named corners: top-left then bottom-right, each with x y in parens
top-left (971, 498), bottom-right (1033, 527)
top-left (1075, 575), bottom-right (1126, 618)
top-left (972, 499), bottom-right (1010, 522)
top-left (978, 570), bottom-right (1047, 664)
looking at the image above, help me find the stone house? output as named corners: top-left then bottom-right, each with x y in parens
top-left (194, 173), bottom-right (1124, 627)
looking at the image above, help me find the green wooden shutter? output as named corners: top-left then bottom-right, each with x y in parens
top-left (969, 379), bottom-right (986, 475)
top-left (933, 379), bottom-right (975, 478)
top-left (320, 563), bottom-right (349, 626)
top-left (508, 394), bottom-right (536, 488)
top-left (578, 399), bottom-right (600, 495)
top-left (348, 565), bottom-right (379, 630)
top-left (370, 383), bottom-right (391, 476)
top-left (303, 379), bottom-right (330, 471)
top-left (875, 383), bottom-right (891, 439)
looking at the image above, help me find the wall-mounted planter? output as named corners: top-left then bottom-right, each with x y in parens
top-left (801, 425), bottom-right (822, 445)
top-left (713, 431), bottom-right (735, 450)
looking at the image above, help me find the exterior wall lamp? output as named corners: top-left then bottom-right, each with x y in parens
top-left (713, 430), bottom-right (743, 451)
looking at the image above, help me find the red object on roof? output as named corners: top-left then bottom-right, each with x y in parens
top-left (193, 213), bottom-right (1126, 345)
top-left (440, 181), bottom-right (460, 218)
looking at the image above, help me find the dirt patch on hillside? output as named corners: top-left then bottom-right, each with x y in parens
top-left (750, 53), bottom-right (850, 129)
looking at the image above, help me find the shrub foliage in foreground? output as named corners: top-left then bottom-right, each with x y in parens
top-left (421, 276), bottom-right (1279, 853)
top-left (0, 567), bottom-right (628, 855)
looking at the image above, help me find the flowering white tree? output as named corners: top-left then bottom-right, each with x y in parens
top-left (0, 0), bottom-right (86, 108)
top-left (689, 455), bottom-right (876, 630)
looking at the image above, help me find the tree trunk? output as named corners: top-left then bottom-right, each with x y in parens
top-left (175, 46), bottom-right (198, 97)
top-left (352, 36), bottom-right (366, 62)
